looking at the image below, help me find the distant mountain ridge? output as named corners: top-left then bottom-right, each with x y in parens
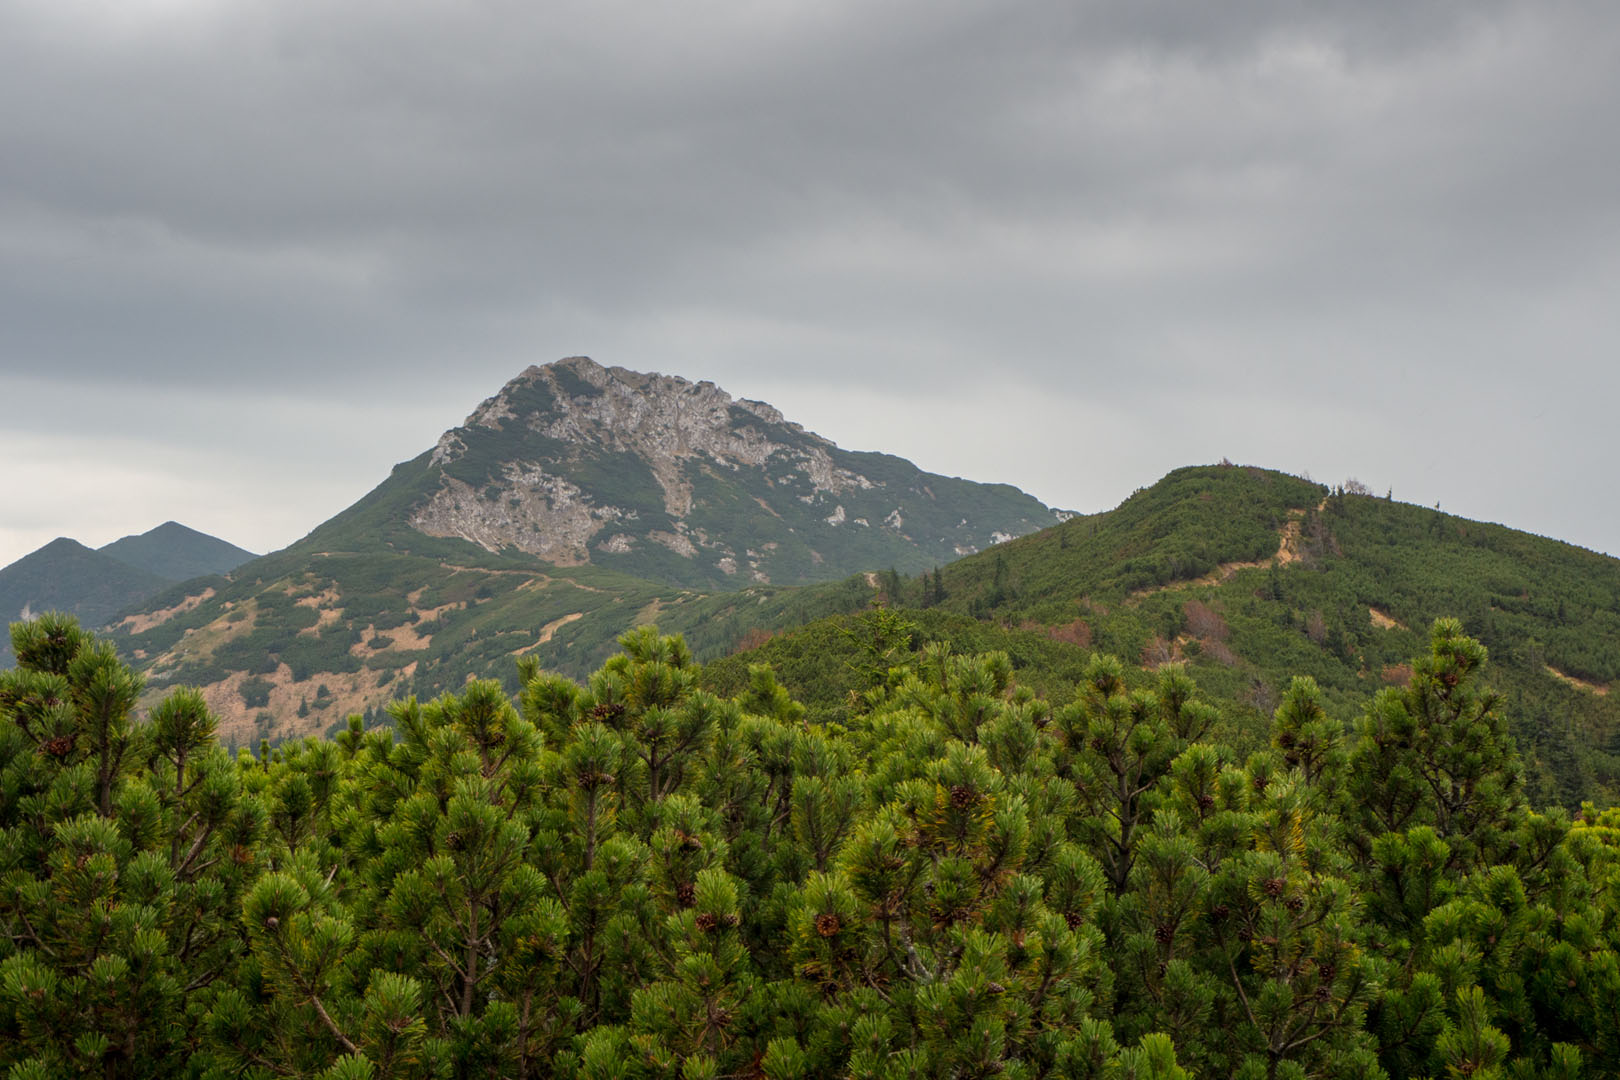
top-left (0, 538), bottom-right (170, 630)
top-left (0, 523), bottom-right (257, 666)
top-left (99, 521), bottom-right (258, 582)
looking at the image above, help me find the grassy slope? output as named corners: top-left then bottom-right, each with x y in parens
top-left (691, 465), bottom-right (1620, 808)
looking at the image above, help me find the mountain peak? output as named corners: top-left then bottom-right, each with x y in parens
top-left (98, 523), bottom-right (257, 582)
top-left (455, 357), bottom-right (797, 450)
top-left (398, 359), bottom-right (1062, 586)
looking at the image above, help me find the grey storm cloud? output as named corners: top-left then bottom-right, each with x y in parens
top-left (2, 0), bottom-right (1618, 563)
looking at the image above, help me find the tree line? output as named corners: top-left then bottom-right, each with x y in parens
top-left (2, 612), bottom-right (1618, 1078)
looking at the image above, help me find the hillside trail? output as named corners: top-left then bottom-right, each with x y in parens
top-left (113, 587), bottom-right (216, 633)
top-left (513, 612), bottom-right (585, 654)
top-left (311, 551), bottom-right (599, 589)
top-left (1129, 496), bottom-right (1328, 602)
top-left (1546, 665), bottom-right (1611, 696)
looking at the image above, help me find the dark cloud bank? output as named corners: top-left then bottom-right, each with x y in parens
top-left (3, 0), bottom-right (1617, 565)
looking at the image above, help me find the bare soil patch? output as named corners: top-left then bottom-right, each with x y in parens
top-left (1546, 666), bottom-right (1610, 696)
top-left (513, 612), bottom-right (584, 655)
top-left (115, 587), bottom-right (216, 633)
top-left (206, 660), bottom-right (406, 744)
top-left (1368, 608), bottom-right (1405, 631)
top-left (1042, 619), bottom-right (1092, 647)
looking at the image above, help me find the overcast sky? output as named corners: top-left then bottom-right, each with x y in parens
top-left (4, 0), bottom-right (1618, 569)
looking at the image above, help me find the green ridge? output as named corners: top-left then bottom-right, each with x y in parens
top-left (691, 465), bottom-right (1620, 807)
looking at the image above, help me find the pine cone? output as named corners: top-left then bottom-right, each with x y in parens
top-left (695, 912), bottom-right (718, 933)
top-left (1209, 904), bottom-right (1230, 921)
top-left (40, 735), bottom-right (75, 758)
top-left (1284, 895), bottom-right (1304, 911)
top-left (949, 785), bottom-right (978, 809)
top-left (590, 702), bottom-right (627, 722)
top-left (985, 981), bottom-right (1006, 995)
top-left (675, 882), bottom-right (696, 907)
top-left (1154, 923), bottom-right (1175, 944)
top-left (1064, 911), bottom-right (1083, 930)
top-left (1197, 794), bottom-right (1215, 812)
top-left (815, 912), bottom-right (842, 938)
top-left (1263, 877), bottom-right (1287, 897)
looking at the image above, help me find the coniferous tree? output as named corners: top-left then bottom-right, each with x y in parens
top-left (1, 610), bottom-right (1615, 1078)
top-left (1341, 618), bottom-right (1526, 874)
top-left (1, 615), bottom-right (262, 1077)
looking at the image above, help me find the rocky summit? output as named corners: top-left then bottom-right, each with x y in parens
top-left (399, 357), bottom-right (1064, 588)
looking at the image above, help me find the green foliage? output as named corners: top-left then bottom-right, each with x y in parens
top-left (102, 461), bottom-right (1620, 828)
top-left (0, 544), bottom-right (169, 662)
top-left (9, 607), bottom-right (1620, 1077)
top-left (709, 465), bottom-right (1620, 807)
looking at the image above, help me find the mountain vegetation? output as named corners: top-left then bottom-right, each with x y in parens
top-left (97, 522), bottom-right (258, 583)
top-left (697, 465), bottom-right (1620, 809)
top-left (5, 610), bottom-right (1619, 1079)
top-left (8, 363), bottom-right (1620, 1075)
top-left (316, 357), bottom-right (1064, 589)
top-left (0, 538), bottom-right (170, 632)
top-left (0, 524), bottom-right (257, 668)
top-left (96, 360), bottom-right (1067, 745)
top-left (96, 449), bottom-right (1620, 816)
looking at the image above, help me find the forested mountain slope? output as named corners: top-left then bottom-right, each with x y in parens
top-left (694, 465), bottom-right (1620, 806)
top-left (0, 523), bottom-right (257, 668)
top-left (105, 359), bottom-right (1064, 745)
top-left (97, 521), bottom-right (257, 582)
top-left (7, 611), bottom-right (1620, 1078)
top-left (0, 539), bottom-right (170, 632)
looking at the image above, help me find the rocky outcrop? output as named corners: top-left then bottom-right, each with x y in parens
top-left (423, 358), bottom-right (872, 521)
top-left (405, 357), bottom-right (1063, 588)
top-left (408, 468), bottom-right (624, 566)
